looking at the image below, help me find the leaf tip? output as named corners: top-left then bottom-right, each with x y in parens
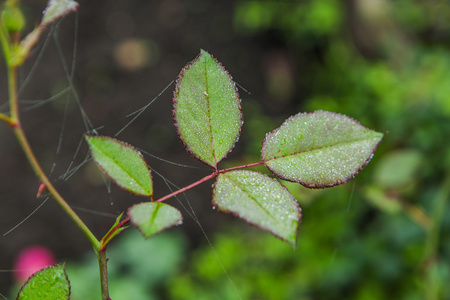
top-left (85, 136), bottom-right (153, 197)
top-left (261, 110), bottom-right (384, 188)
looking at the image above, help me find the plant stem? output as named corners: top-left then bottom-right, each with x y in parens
top-left (100, 217), bottom-right (129, 251)
top-left (97, 250), bottom-right (110, 300)
top-left (8, 65), bottom-right (100, 250)
top-left (402, 201), bottom-right (431, 231)
top-left (0, 112), bottom-right (14, 126)
top-left (219, 161), bottom-right (265, 173)
top-left (0, 23), bottom-right (11, 62)
top-left (154, 161), bottom-right (266, 203)
top-left (6, 50), bottom-right (109, 298)
top-left (155, 172), bottom-right (217, 202)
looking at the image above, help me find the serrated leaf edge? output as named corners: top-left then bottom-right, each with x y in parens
top-left (212, 171), bottom-right (302, 247)
top-left (172, 49), bottom-right (243, 169)
top-left (85, 135), bottom-right (153, 197)
top-left (17, 263), bottom-right (70, 300)
top-left (261, 110), bottom-right (384, 188)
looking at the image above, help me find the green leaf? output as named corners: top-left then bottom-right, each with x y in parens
top-left (2, 6), bottom-right (26, 33)
top-left (85, 135), bottom-right (153, 197)
top-left (212, 170), bottom-right (301, 247)
top-left (363, 185), bottom-right (403, 214)
top-left (17, 264), bottom-right (70, 300)
top-left (261, 110), bottom-right (384, 188)
top-left (42, 0), bottom-right (79, 27)
top-left (373, 149), bottom-right (422, 189)
top-left (173, 49), bottom-right (242, 168)
top-left (128, 202), bottom-right (183, 239)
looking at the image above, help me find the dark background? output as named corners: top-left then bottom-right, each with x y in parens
top-left (1, 0), bottom-right (296, 293)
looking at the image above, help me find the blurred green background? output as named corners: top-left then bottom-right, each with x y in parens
top-left (1, 0), bottom-right (450, 299)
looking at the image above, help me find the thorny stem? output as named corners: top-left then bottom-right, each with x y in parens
top-left (7, 66), bottom-right (100, 250)
top-left (1, 7), bottom-right (267, 296)
top-left (100, 217), bottom-right (130, 252)
top-left (97, 250), bottom-right (110, 300)
top-left (3, 52), bottom-right (267, 299)
top-left (3, 42), bottom-right (108, 298)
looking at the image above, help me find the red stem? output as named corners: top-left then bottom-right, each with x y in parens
top-left (155, 172), bottom-right (218, 202)
top-left (218, 160), bottom-right (265, 173)
top-left (100, 217), bottom-right (130, 252)
top-left (106, 163), bottom-right (265, 240)
top-left (153, 160), bottom-right (266, 203)
top-left (105, 164), bottom-right (263, 241)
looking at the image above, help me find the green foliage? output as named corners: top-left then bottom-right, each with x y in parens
top-left (232, 0), bottom-right (450, 298)
top-left (262, 111), bottom-right (383, 188)
top-left (67, 231), bottom-right (186, 300)
top-left (17, 264), bottom-right (70, 300)
top-left (2, 0), bottom-right (388, 297)
top-left (173, 49), bottom-right (242, 168)
top-left (1, 5), bottom-right (25, 33)
top-left (100, 213), bottom-right (128, 249)
top-left (85, 50), bottom-right (380, 249)
top-left (372, 149), bottom-right (423, 190)
top-left (233, 0), bottom-right (341, 37)
top-left (167, 188), bottom-right (435, 300)
top-left (213, 170), bottom-right (300, 247)
top-left (128, 202), bottom-right (182, 239)
top-left (85, 135), bottom-right (153, 197)
top-left (3, 0), bottom-right (79, 66)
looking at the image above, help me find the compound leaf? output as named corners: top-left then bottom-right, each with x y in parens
top-left (212, 170), bottom-right (301, 247)
top-left (261, 110), bottom-right (384, 188)
top-left (17, 264), bottom-right (70, 300)
top-left (85, 135), bottom-right (153, 197)
top-left (173, 49), bottom-right (242, 169)
top-left (128, 202), bottom-right (183, 239)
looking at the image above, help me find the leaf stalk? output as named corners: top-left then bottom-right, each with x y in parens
top-left (155, 172), bottom-right (217, 202)
top-left (153, 161), bottom-right (266, 203)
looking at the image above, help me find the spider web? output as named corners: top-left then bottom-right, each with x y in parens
top-left (0, 11), bottom-right (243, 300)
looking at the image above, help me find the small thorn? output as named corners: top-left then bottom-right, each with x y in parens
top-left (36, 182), bottom-right (47, 197)
top-left (9, 121), bottom-right (19, 128)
